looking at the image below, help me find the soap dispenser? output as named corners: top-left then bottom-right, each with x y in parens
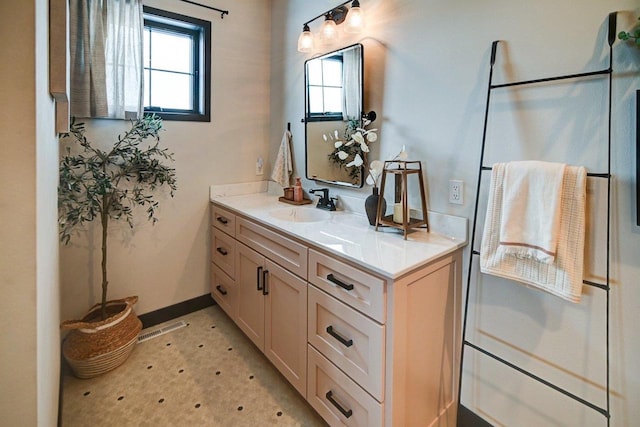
top-left (293, 177), bottom-right (303, 202)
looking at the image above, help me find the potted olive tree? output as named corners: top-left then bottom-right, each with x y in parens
top-left (59, 114), bottom-right (177, 378)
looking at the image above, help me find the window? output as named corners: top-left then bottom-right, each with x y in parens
top-left (143, 7), bottom-right (211, 122)
top-left (306, 55), bottom-right (343, 120)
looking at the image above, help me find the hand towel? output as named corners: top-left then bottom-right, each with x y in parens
top-left (498, 160), bottom-right (566, 264)
top-left (480, 162), bottom-right (587, 303)
top-left (271, 130), bottom-right (293, 187)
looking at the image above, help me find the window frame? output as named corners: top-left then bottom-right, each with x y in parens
top-left (143, 6), bottom-right (211, 122)
top-left (305, 55), bottom-right (344, 122)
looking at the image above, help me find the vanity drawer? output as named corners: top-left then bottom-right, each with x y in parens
top-left (211, 204), bottom-right (236, 237)
top-left (212, 228), bottom-right (236, 279)
top-left (236, 217), bottom-right (308, 278)
top-left (211, 263), bottom-right (237, 320)
top-left (308, 285), bottom-right (385, 401)
top-left (308, 345), bottom-right (383, 427)
top-left (308, 250), bottom-right (385, 323)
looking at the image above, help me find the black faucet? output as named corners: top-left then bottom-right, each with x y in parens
top-left (310, 188), bottom-right (337, 211)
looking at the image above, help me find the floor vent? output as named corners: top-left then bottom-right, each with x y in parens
top-left (137, 320), bottom-right (187, 343)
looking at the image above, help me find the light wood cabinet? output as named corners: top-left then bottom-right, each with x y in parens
top-left (308, 285), bottom-right (385, 402)
top-left (220, 218), bottom-right (308, 397)
top-left (211, 203), bottom-right (236, 236)
top-left (306, 248), bottom-right (461, 427)
top-left (264, 258), bottom-right (307, 396)
top-left (211, 263), bottom-right (237, 320)
top-left (210, 205), bottom-right (238, 320)
top-left (308, 345), bottom-right (383, 427)
top-left (212, 228), bottom-right (235, 279)
top-left (211, 201), bottom-right (462, 427)
top-left (235, 243), bottom-right (266, 348)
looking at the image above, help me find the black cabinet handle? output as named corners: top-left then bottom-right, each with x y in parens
top-left (216, 247), bottom-right (228, 256)
top-left (257, 266), bottom-right (263, 291)
top-left (326, 325), bottom-right (353, 347)
top-left (325, 391), bottom-right (352, 418)
top-left (262, 269), bottom-right (269, 295)
top-left (216, 216), bottom-right (228, 225)
top-left (327, 274), bottom-right (354, 291)
top-left (215, 285), bottom-right (227, 296)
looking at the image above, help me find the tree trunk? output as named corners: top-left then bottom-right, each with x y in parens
top-left (100, 202), bottom-right (109, 320)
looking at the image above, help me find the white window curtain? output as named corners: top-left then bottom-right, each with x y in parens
top-left (70, 0), bottom-right (143, 119)
top-left (342, 48), bottom-right (361, 121)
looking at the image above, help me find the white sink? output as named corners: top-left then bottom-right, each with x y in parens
top-left (268, 207), bottom-right (331, 223)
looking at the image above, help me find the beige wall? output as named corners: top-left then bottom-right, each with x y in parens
top-left (0, 0), bottom-right (60, 425)
top-left (59, 0), bottom-right (272, 319)
top-left (272, 1), bottom-right (639, 426)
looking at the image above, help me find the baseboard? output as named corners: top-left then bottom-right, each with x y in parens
top-left (138, 294), bottom-right (215, 329)
top-left (457, 404), bottom-right (492, 427)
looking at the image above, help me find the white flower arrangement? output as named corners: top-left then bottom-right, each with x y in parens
top-left (326, 118), bottom-right (378, 182)
top-left (365, 160), bottom-right (384, 187)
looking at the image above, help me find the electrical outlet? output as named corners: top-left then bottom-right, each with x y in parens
top-left (255, 157), bottom-right (263, 175)
top-left (449, 180), bottom-right (463, 205)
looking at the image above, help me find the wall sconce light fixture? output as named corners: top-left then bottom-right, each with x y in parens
top-left (344, 0), bottom-right (364, 33)
top-left (297, 0), bottom-right (365, 53)
top-left (297, 24), bottom-right (314, 52)
top-left (319, 13), bottom-right (339, 46)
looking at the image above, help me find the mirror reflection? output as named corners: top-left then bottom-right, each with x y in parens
top-left (305, 44), bottom-right (364, 187)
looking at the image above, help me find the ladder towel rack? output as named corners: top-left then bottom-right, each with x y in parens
top-left (457, 11), bottom-right (616, 425)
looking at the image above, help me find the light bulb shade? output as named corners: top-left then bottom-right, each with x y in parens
top-left (297, 24), bottom-right (314, 52)
top-left (320, 17), bottom-right (338, 45)
top-left (344, 4), bottom-right (364, 34)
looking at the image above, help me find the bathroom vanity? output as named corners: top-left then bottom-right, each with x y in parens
top-left (210, 190), bottom-right (465, 426)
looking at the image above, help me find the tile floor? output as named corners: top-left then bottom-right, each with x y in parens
top-left (61, 305), bottom-right (328, 426)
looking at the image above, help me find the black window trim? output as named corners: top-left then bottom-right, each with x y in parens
top-left (143, 6), bottom-right (211, 122)
top-left (306, 56), bottom-right (344, 122)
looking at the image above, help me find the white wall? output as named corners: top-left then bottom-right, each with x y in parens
top-left (36, 0), bottom-right (62, 423)
top-left (0, 0), bottom-right (61, 425)
top-left (59, 0), bottom-right (272, 320)
top-left (272, 1), bottom-right (639, 426)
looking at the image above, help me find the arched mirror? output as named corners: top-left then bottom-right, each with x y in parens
top-left (304, 43), bottom-right (364, 187)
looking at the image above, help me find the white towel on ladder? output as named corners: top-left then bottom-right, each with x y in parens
top-left (271, 130), bottom-right (293, 187)
top-left (498, 160), bottom-right (566, 264)
top-left (480, 162), bottom-right (587, 303)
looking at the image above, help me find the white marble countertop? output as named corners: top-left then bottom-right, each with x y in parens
top-left (210, 190), bottom-right (467, 280)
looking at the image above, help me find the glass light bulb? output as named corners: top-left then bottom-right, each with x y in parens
top-left (344, 5), bottom-right (364, 34)
top-left (320, 18), bottom-right (338, 45)
top-left (297, 25), bottom-right (314, 52)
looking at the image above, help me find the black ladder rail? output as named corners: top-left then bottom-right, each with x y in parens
top-left (463, 340), bottom-right (610, 418)
top-left (457, 12), bottom-right (616, 425)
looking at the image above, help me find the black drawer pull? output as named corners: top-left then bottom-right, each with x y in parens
top-left (327, 274), bottom-right (354, 291)
top-left (325, 390), bottom-right (352, 418)
top-left (215, 285), bottom-right (227, 296)
top-left (216, 247), bottom-right (228, 256)
top-left (262, 269), bottom-right (269, 296)
top-left (326, 325), bottom-right (353, 347)
top-left (216, 216), bottom-right (229, 225)
top-left (257, 266), bottom-right (263, 291)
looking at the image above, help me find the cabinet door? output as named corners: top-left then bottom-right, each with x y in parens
top-left (212, 228), bottom-right (236, 279)
top-left (235, 244), bottom-right (265, 349)
top-left (264, 259), bottom-right (308, 397)
top-left (211, 263), bottom-right (237, 321)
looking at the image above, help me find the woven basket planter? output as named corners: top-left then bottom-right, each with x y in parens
top-left (61, 296), bottom-right (142, 379)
